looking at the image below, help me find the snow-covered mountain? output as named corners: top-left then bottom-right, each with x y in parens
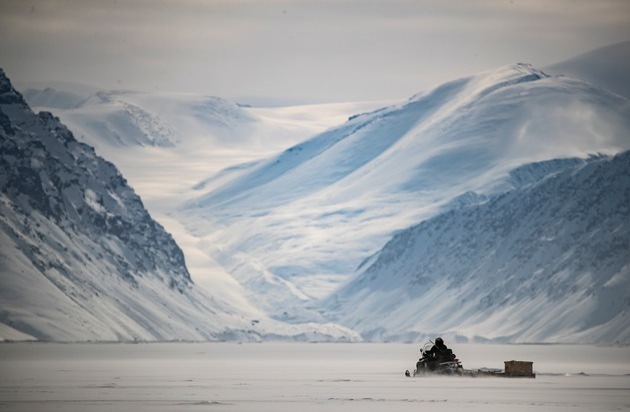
top-left (26, 89), bottom-right (189, 148)
top-left (181, 63), bottom-right (630, 324)
top-left (0, 68), bottom-right (359, 342)
top-left (20, 83), bottom-right (392, 324)
top-left (323, 152), bottom-right (630, 344)
top-left (13, 45), bottom-right (630, 344)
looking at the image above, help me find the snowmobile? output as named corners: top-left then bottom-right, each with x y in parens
top-left (405, 341), bottom-right (463, 377)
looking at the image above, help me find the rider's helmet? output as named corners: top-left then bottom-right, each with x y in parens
top-left (435, 337), bottom-right (444, 346)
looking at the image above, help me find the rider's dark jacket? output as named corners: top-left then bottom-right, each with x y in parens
top-left (426, 342), bottom-right (451, 362)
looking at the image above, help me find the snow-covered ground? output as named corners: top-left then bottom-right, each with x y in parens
top-left (1, 342), bottom-right (628, 412)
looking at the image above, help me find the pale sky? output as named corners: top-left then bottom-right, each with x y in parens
top-left (1, 0), bottom-right (629, 105)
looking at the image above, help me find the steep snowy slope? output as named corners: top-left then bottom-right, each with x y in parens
top-left (181, 64), bottom-right (630, 321)
top-left (0, 69), bottom-right (359, 342)
top-left (21, 86), bottom-right (393, 323)
top-left (323, 152), bottom-right (630, 344)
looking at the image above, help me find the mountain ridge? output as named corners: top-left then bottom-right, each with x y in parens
top-left (323, 152), bottom-right (630, 344)
top-left (180, 63), bottom-right (630, 323)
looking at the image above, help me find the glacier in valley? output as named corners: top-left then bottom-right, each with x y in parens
top-left (0, 68), bottom-right (359, 342)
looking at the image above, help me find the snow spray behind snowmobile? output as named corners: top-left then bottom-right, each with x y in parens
top-left (405, 341), bottom-right (463, 377)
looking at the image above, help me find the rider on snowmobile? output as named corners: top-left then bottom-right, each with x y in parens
top-left (425, 337), bottom-right (454, 370)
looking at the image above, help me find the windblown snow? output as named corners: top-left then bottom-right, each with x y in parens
top-left (179, 63), bottom-right (630, 332)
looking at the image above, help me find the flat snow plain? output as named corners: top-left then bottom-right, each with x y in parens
top-left (1, 343), bottom-right (628, 411)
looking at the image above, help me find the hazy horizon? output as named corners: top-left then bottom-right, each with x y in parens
top-left (1, 0), bottom-right (629, 105)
